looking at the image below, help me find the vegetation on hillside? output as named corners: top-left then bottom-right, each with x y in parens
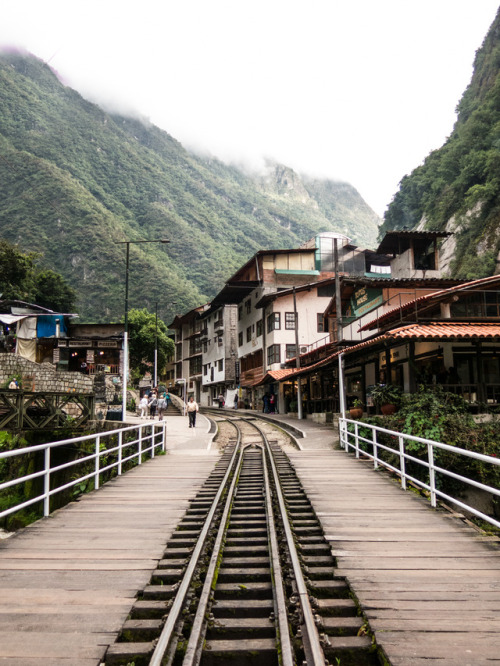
top-left (0, 51), bottom-right (380, 322)
top-left (0, 238), bottom-right (76, 312)
top-left (380, 8), bottom-right (500, 279)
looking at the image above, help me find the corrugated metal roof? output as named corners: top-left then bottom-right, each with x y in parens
top-left (361, 274), bottom-right (500, 331)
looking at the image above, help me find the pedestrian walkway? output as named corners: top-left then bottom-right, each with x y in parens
top-left (1, 410), bottom-right (499, 665)
top-left (236, 409), bottom-right (500, 665)
top-left (0, 413), bottom-right (219, 665)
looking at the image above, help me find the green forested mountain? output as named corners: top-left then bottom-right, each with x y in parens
top-left (0, 50), bottom-right (380, 321)
top-left (380, 8), bottom-right (500, 279)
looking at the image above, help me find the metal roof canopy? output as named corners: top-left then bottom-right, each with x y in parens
top-left (376, 230), bottom-right (451, 255)
top-left (210, 281), bottom-right (260, 306)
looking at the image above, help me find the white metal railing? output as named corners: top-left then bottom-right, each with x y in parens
top-left (0, 422), bottom-right (166, 521)
top-left (339, 417), bottom-right (500, 529)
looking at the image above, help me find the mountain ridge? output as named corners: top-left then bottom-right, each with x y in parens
top-left (0, 50), bottom-right (380, 321)
top-left (380, 8), bottom-right (500, 279)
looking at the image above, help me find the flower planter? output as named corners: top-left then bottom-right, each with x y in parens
top-left (380, 403), bottom-right (397, 416)
top-left (349, 407), bottom-right (363, 419)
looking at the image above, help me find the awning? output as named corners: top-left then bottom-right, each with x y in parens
top-left (0, 314), bottom-right (28, 325)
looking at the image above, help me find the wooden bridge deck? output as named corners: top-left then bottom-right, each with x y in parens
top-left (0, 417), bottom-right (219, 665)
top-left (1, 410), bottom-right (499, 665)
top-left (288, 447), bottom-right (500, 666)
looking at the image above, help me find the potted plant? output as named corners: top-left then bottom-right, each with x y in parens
top-left (349, 398), bottom-right (364, 419)
top-left (370, 384), bottom-right (402, 415)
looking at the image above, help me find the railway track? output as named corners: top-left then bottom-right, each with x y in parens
top-left (105, 414), bottom-right (379, 666)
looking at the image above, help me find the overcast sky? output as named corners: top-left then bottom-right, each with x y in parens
top-left (1, 1), bottom-right (498, 217)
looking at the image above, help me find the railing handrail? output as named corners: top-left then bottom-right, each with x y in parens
top-left (339, 416), bottom-right (500, 529)
top-left (0, 422), bottom-right (166, 521)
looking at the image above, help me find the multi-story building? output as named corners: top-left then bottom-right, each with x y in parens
top-left (208, 232), bottom-right (372, 410)
top-left (199, 304), bottom-right (238, 407)
top-left (168, 305), bottom-right (209, 402)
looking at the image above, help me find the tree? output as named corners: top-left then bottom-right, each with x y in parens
top-left (0, 238), bottom-right (77, 312)
top-left (0, 239), bottom-right (37, 300)
top-left (126, 308), bottom-right (174, 382)
top-left (34, 270), bottom-right (77, 312)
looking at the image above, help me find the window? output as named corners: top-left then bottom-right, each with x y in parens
top-left (285, 344), bottom-right (297, 360)
top-left (285, 312), bottom-right (296, 330)
top-left (256, 319), bottom-right (263, 337)
top-left (317, 313), bottom-right (324, 332)
top-left (238, 332), bottom-right (243, 346)
top-left (245, 299), bottom-right (251, 314)
top-left (246, 326), bottom-right (252, 342)
top-left (218, 359), bottom-right (223, 371)
top-left (267, 312), bottom-right (280, 333)
top-left (267, 344), bottom-right (280, 365)
top-left (238, 306), bottom-right (243, 321)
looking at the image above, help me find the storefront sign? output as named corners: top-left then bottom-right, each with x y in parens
top-left (69, 340), bottom-right (92, 347)
top-left (351, 287), bottom-right (383, 317)
top-left (97, 340), bottom-right (118, 348)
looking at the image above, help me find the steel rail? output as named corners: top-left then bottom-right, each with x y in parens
top-left (261, 440), bottom-right (295, 666)
top-left (149, 435), bottom-right (241, 666)
top-left (183, 422), bottom-right (293, 666)
top-left (259, 425), bottom-right (326, 665)
top-left (182, 443), bottom-right (244, 666)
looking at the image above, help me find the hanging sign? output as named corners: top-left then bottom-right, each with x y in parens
top-left (351, 287), bottom-right (383, 317)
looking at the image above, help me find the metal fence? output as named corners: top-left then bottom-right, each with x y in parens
top-left (339, 417), bottom-right (500, 529)
top-left (0, 422), bottom-right (166, 521)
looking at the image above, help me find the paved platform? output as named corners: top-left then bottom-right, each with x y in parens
top-left (0, 413), bottom-right (219, 665)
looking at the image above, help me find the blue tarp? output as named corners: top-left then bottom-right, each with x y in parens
top-left (36, 316), bottom-right (67, 338)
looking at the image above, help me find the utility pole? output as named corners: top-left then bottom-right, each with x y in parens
top-left (115, 238), bottom-right (170, 420)
top-left (154, 302), bottom-right (158, 389)
top-left (293, 287), bottom-right (303, 420)
top-left (334, 238), bottom-right (345, 418)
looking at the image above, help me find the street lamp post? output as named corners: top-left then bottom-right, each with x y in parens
top-left (154, 301), bottom-right (176, 390)
top-left (154, 302), bottom-right (158, 390)
top-left (116, 239), bottom-right (169, 420)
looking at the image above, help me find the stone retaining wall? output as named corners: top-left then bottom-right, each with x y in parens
top-left (0, 354), bottom-right (94, 393)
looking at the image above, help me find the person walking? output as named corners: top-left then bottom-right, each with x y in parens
top-left (165, 390), bottom-right (171, 411)
top-left (139, 395), bottom-right (149, 418)
top-left (186, 396), bottom-right (199, 428)
top-left (148, 393), bottom-right (158, 419)
top-left (234, 393), bottom-right (238, 410)
top-left (157, 395), bottom-right (167, 420)
top-left (217, 393), bottom-right (224, 409)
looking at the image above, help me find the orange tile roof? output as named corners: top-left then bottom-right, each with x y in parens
top-left (389, 322), bottom-right (500, 339)
top-left (361, 274), bottom-right (500, 331)
top-left (276, 322), bottom-right (500, 380)
top-left (253, 368), bottom-right (298, 386)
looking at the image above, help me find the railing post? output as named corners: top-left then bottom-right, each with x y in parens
top-left (354, 422), bottom-right (360, 458)
top-left (151, 424), bottom-right (156, 459)
top-left (399, 435), bottom-right (407, 490)
top-left (163, 421), bottom-right (167, 453)
top-left (44, 446), bottom-right (51, 517)
top-left (428, 442), bottom-right (436, 507)
top-left (372, 428), bottom-right (378, 469)
top-left (94, 435), bottom-right (100, 490)
top-left (118, 429), bottom-right (123, 475)
top-left (138, 427), bottom-right (143, 465)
